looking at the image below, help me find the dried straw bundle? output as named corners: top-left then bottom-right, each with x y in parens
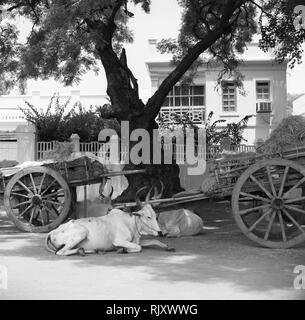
top-left (43, 142), bottom-right (75, 161)
top-left (258, 116), bottom-right (305, 154)
top-left (0, 160), bottom-right (18, 168)
top-left (218, 150), bottom-right (257, 160)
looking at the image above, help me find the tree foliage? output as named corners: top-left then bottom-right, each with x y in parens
top-left (0, 23), bottom-right (20, 94)
top-left (259, 0), bottom-right (305, 68)
top-left (0, 1), bottom-right (149, 90)
top-left (157, 0), bottom-right (257, 87)
top-left (1, 0), bottom-right (305, 110)
top-left (2, 0), bottom-right (304, 200)
top-left (21, 95), bottom-right (119, 141)
top-left (204, 111), bottom-right (252, 146)
top-left (158, 110), bottom-right (252, 147)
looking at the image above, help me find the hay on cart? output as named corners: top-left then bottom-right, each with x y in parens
top-left (257, 115), bottom-right (305, 154)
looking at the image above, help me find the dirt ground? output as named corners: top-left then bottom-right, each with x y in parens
top-left (0, 200), bottom-right (305, 300)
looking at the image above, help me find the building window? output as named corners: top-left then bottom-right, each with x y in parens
top-left (162, 85), bottom-right (205, 107)
top-left (159, 85), bottom-right (205, 124)
top-left (222, 82), bottom-right (236, 112)
top-left (256, 81), bottom-right (270, 100)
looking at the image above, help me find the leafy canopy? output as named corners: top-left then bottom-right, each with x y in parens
top-left (158, 0), bottom-right (305, 87)
top-left (21, 95), bottom-right (120, 141)
top-left (0, 0), bottom-right (151, 91)
top-left (158, 110), bottom-right (252, 147)
top-left (1, 0), bottom-right (305, 94)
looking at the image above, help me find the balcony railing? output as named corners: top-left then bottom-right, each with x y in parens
top-left (256, 101), bottom-right (272, 113)
top-left (0, 108), bottom-right (26, 122)
top-left (158, 106), bottom-right (205, 125)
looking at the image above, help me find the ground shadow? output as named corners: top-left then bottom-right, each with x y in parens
top-left (1, 201), bottom-right (304, 297)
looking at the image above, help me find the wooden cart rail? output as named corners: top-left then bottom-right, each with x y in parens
top-left (1, 145), bottom-right (305, 249)
top-left (114, 192), bottom-right (210, 209)
top-left (0, 156), bottom-right (147, 192)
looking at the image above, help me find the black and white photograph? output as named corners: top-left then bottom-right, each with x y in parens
top-left (0, 0), bottom-right (305, 303)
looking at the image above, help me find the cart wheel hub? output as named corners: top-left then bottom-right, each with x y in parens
top-left (272, 197), bottom-right (284, 209)
top-left (32, 195), bottom-right (42, 206)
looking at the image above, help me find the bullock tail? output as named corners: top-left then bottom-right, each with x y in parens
top-left (45, 234), bottom-right (57, 254)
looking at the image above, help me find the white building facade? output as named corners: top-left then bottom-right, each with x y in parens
top-left (146, 40), bottom-right (288, 145)
top-left (0, 90), bottom-right (109, 131)
top-left (0, 91), bottom-right (108, 162)
top-left (293, 94), bottom-right (305, 116)
top-left (1, 40), bottom-right (288, 150)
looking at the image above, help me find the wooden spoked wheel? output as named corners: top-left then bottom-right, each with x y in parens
top-left (232, 159), bottom-right (305, 248)
top-left (4, 166), bottom-right (71, 233)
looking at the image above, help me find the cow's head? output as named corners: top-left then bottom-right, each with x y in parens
top-left (134, 203), bottom-right (161, 236)
top-left (135, 180), bottom-right (164, 208)
top-left (45, 226), bottom-right (69, 253)
top-left (134, 183), bottom-right (164, 236)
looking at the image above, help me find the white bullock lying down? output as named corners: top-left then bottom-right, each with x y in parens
top-left (157, 209), bottom-right (203, 238)
top-left (45, 188), bottom-right (174, 256)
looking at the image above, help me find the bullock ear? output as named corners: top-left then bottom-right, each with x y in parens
top-left (132, 212), bottom-right (142, 217)
top-left (123, 204), bottom-right (132, 214)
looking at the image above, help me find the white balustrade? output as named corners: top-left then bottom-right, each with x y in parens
top-left (158, 106), bottom-right (205, 125)
top-left (0, 108), bottom-right (26, 122)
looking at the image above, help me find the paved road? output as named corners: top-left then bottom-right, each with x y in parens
top-left (0, 202), bottom-right (304, 300)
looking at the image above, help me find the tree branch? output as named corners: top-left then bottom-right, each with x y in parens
top-left (109, 0), bottom-right (125, 22)
top-left (0, 2), bottom-right (26, 14)
top-left (247, 0), bottom-right (273, 18)
top-left (120, 48), bottom-right (139, 99)
top-left (145, 28), bottom-right (224, 120)
top-left (145, 0), bottom-right (243, 121)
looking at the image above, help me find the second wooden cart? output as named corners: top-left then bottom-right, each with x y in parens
top-left (1, 146), bottom-right (305, 249)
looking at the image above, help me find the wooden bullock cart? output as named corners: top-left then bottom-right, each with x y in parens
top-left (1, 144), bottom-right (305, 249)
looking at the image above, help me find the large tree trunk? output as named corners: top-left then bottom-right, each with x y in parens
top-left (96, 43), bottom-right (183, 202)
top-left (115, 120), bottom-right (184, 203)
top-left (85, 3), bottom-right (235, 202)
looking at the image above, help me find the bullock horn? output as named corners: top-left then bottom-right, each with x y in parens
top-left (135, 186), bottom-right (149, 208)
top-left (135, 196), bottom-right (143, 209)
top-left (99, 181), bottom-right (113, 205)
top-left (145, 186), bottom-right (154, 204)
top-left (99, 178), bottom-right (108, 196)
top-left (153, 180), bottom-right (164, 200)
top-left (108, 186), bottom-right (114, 199)
top-left (45, 234), bottom-right (57, 254)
